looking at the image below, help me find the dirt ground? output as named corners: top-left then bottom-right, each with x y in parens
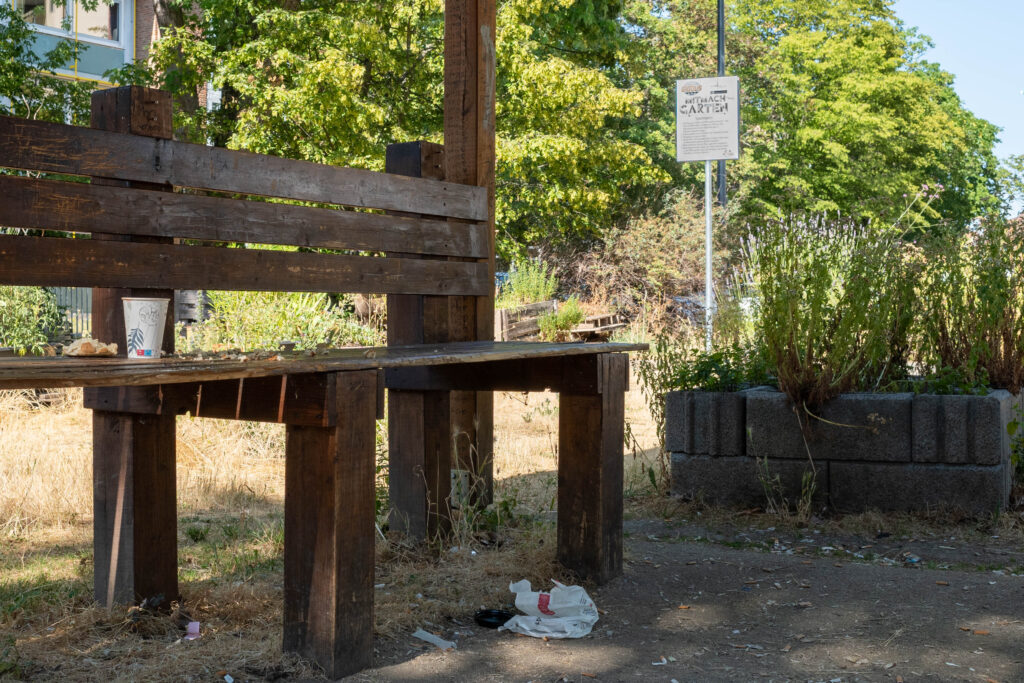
top-left (3, 387), bottom-right (1024, 682)
top-left (347, 517), bottom-right (1024, 683)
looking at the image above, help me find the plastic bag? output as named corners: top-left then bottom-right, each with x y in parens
top-left (497, 579), bottom-right (599, 638)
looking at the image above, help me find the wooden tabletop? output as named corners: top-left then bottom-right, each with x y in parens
top-left (0, 341), bottom-right (647, 390)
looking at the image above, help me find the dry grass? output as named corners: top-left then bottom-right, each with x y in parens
top-left (0, 382), bottom-right (662, 680)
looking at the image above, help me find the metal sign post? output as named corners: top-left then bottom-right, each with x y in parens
top-left (704, 159), bottom-right (713, 351)
top-left (676, 76), bottom-right (740, 352)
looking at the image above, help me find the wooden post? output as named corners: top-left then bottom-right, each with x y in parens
top-left (444, 0), bottom-right (497, 506)
top-left (90, 86), bottom-right (180, 607)
top-left (283, 370), bottom-right (377, 678)
top-left (557, 354), bottom-right (627, 583)
top-left (385, 141), bottom-right (453, 539)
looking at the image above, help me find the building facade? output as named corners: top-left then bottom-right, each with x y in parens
top-left (13, 0), bottom-right (157, 84)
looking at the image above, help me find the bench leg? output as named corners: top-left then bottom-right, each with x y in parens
top-left (283, 371), bottom-right (377, 678)
top-left (388, 390), bottom-right (452, 539)
top-left (93, 411), bottom-right (178, 607)
top-left (557, 354), bottom-right (627, 584)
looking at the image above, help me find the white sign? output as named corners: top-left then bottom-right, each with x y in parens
top-left (676, 76), bottom-right (740, 162)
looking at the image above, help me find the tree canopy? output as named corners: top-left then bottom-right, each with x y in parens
top-left (2, 0), bottom-right (1011, 258)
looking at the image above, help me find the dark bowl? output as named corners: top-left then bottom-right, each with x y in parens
top-left (474, 609), bottom-right (514, 629)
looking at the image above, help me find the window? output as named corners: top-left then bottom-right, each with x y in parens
top-left (12, 0), bottom-right (132, 81)
top-left (16, 0), bottom-right (120, 42)
top-left (17, 0), bottom-right (66, 32)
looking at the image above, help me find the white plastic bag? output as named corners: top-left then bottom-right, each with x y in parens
top-left (497, 579), bottom-right (599, 638)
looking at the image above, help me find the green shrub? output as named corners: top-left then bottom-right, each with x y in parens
top-left (743, 218), bottom-right (913, 412)
top-left (496, 259), bottom-right (558, 309)
top-left (179, 291), bottom-right (382, 352)
top-left (671, 344), bottom-right (773, 393)
top-left (537, 297), bottom-right (584, 341)
top-left (916, 217), bottom-right (1024, 393)
top-left (0, 286), bottom-right (67, 354)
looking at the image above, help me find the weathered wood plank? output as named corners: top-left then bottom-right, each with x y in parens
top-left (0, 175), bottom-right (487, 258)
top-left (283, 370), bottom-right (376, 678)
top-left (557, 354), bottom-right (627, 584)
top-left (385, 140), bottom-right (454, 539)
top-left (445, 0), bottom-right (498, 506)
top-left (90, 86), bottom-right (179, 611)
top-left (92, 411), bottom-right (180, 607)
top-left (0, 341), bottom-right (646, 389)
top-left (384, 355), bottom-right (602, 393)
top-left (0, 115), bottom-right (487, 221)
top-left (83, 374), bottom-right (336, 426)
top-left (0, 235), bottom-right (491, 296)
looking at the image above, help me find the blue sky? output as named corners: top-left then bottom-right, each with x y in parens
top-left (893, 0), bottom-right (1023, 162)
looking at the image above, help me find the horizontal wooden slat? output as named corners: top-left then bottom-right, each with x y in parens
top-left (82, 375), bottom-right (335, 426)
top-left (82, 372), bottom-right (385, 422)
top-left (384, 355), bottom-right (603, 393)
top-left (0, 235), bottom-right (490, 296)
top-left (0, 176), bottom-right (488, 258)
top-left (0, 116), bottom-right (487, 221)
top-left (0, 341), bottom-right (646, 389)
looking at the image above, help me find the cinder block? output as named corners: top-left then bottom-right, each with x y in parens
top-left (664, 391), bottom-right (693, 454)
top-left (671, 453), bottom-right (826, 508)
top-left (912, 391), bottom-right (1014, 466)
top-left (664, 391), bottom-right (745, 456)
top-left (830, 461), bottom-right (1010, 515)
top-left (746, 392), bottom-right (913, 462)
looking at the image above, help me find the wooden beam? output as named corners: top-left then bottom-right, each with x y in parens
top-left (283, 370), bottom-right (377, 678)
top-left (0, 235), bottom-right (491, 296)
top-left (0, 342), bottom-right (646, 390)
top-left (557, 354), bottom-right (627, 584)
top-left (83, 374), bottom-right (339, 427)
top-left (90, 86), bottom-right (179, 608)
top-left (0, 175), bottom-right (489, 259)
top-left (384, 355), bottom-right (604, 393)
top-left (0, 115), bottom-right (487, 221)
top-left (385, 141), bottom-right (454, 539)
top-left (445, 0), bottom-right (497, 507)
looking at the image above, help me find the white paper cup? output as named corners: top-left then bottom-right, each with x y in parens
top-left (122, 298), bottom-right (169, 360)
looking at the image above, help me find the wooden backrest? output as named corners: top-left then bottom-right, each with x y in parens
top-left (0, 94), bottom-right (490, 298)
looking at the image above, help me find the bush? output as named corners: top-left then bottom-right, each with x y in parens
top-left (560, 190), bottom-right (719, 333)
top-left (916, 217), bottom-right (1024, 393)
top-left (496, 259), bottom-right (558, 309)
top-left (0, 286), bottom-right (67, 354)
top-left (742, 218), bottom-right (913, 412)
top-left (537, 297), bottom-right (584, 341)
top-left (179, 291), bottom-right (382, 352)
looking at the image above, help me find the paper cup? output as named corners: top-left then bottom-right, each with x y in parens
top-left (122, 298), bottom-right (169, 360)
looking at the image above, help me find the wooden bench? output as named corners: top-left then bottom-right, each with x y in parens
top-left (0, 86), bottom-right (643, 677)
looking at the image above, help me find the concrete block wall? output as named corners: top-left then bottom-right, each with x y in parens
top-left (668, 388), bottom-right (1016, 515)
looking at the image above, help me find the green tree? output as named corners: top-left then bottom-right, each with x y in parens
top-left (0, 2), bottom-right (92, 123)
top-left (495, 0), bottom-right (668, 258)
top-left (110, 0), bottom-right (666, 259)
top-left (728, 0), bottom-right (999, 228)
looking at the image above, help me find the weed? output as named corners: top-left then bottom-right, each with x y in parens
top-left (635, 332), bottom-right (697, 488)
top-left (755, 455), bottom-right (816, 523)
top-left (185, 525), bottom-right (208, 543)
top-left (179, 290), bottom-right (382, 352)
top-left (0, 286), bottom-right (69, 354)
top-left (917, 217), bottom-right (1024, 393)
top-left (537, 297), bottom-right (585, 341)
top-left (744, 217), bottom-right (913, 412)
top-left (496, 259), bottom-right (558, 309)
top-left (672, 344), bottom-right (773, 392)
top-left (0, 636), bottom-right (24, 678)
